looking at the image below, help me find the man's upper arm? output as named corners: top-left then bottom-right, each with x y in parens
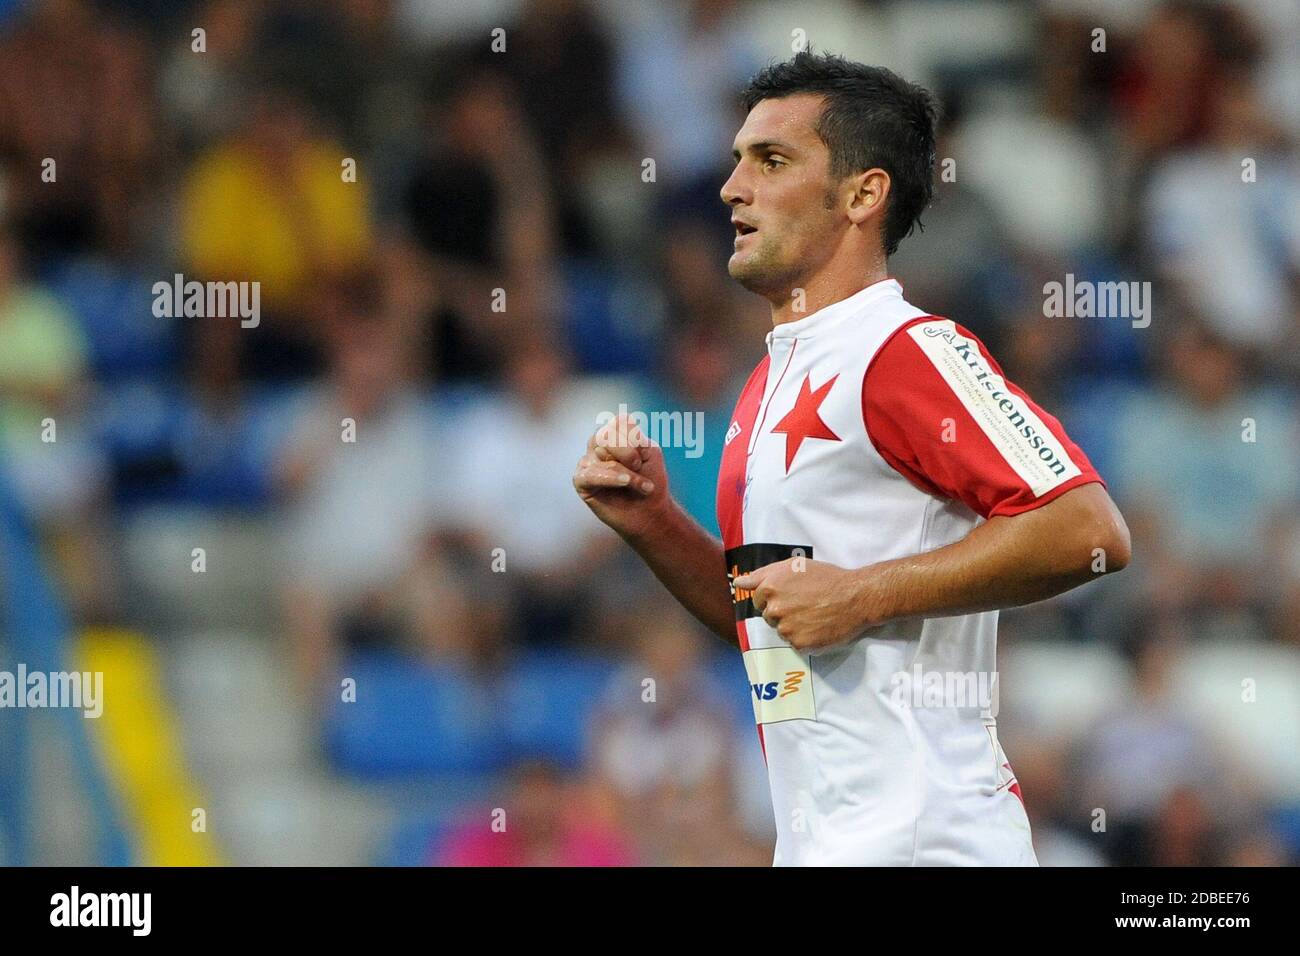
top-left (862, 317), bottom-right (1105, 519)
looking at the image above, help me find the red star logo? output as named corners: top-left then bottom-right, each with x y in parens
top-left (771, 373), bottom-right (840, 472)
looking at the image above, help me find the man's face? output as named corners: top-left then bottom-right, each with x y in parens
top-left (720, 93), bottom-right (842, 297)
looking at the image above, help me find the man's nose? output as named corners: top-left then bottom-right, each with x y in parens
top-left (720, 166), bottom-right (749, 207)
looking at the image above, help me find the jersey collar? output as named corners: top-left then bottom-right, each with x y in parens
top-left (767, 277), bottom-right (903, 343)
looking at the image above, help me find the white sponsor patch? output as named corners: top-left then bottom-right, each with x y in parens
top-left (907, 320), bottom-right (1080, 497)
top-left (725, 420), bottom-right (742, 446)
top-left (743, 645), bottom-right (816, 724)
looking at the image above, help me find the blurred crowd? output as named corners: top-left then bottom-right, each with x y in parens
top-left (1, 0), bottom-right (1298, 866)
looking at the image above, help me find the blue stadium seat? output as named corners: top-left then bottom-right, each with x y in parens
top-left (324, 651), bottom-right (507, 778)
top-left (497, 649), bottom-right (619, 769)
top-left (376, 816), bottom-right (454, 867)
top-left (48, 257), bottom-right (177, 381)
top-left (559, 259), bottom-right (662, 375)
top-left (1273, 804), bottom-right (1300, 863)
top-left (94, 382), bottom-right (293, 507)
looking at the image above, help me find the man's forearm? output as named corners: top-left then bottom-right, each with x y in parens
top-left (621, 500), bottom-right (738, 646)
top-left (852, 483), bottom-right (1131, 626)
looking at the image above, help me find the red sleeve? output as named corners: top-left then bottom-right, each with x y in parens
top-left (862, 317), bottom-right (1104, 519)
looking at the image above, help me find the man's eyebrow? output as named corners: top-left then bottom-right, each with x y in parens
top-left (731, 139), bottom-right (797, 160)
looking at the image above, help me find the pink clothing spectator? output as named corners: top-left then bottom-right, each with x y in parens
top-left (435, 819), bottom-right (635, 867)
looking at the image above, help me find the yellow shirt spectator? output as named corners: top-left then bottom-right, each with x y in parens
top-left (181, 139), bottom-right (371, 312)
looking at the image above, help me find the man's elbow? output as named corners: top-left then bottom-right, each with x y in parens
top-left (1101, 522), bottom-right (1131, 572)
top-left (1050, 482), bottom-right (1131, 576)
top-left (1088, 499), bottom-right (1131, 574)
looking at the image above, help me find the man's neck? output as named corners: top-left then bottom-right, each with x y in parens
top-left (770, 261), bottom-right (890, 327)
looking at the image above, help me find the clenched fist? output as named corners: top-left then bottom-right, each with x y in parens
top-left (573, 414), bottom-right (671, 541)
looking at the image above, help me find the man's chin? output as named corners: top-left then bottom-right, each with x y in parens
top-left (728, 256), bottom-right (780, 296)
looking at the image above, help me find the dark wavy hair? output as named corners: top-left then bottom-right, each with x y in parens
top-left (740, 51), bottom-right (939, 256)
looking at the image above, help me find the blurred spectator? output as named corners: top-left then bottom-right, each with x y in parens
top-left (1111, 2), bottom-right (1226, 161)
top-left (0, 223), bottom-right (94, 511)
top-left (1075, 627), bottom-right (1245, 864)
top-left (1143, 68), bottom-right (1300, 352)
top-left (442, 342), bottom-right (622, 645)
top-left (589, 607), bottom-right (731, 801)
top-left (273, 267), bottom-right (444, 695)
top-left (1013, 740), bottom-right (1108, 866)
top-left (602, 0), bottom-right (761, 198)
top-left (1221, 824), bottom-right (1290, 866)
top-left (403, 62), bottom-right (560, 381)
top-left (158, 0), bottom-right (263, 149)
top-left (499, 0), bottom-right (620, 256)
top-left (435, 760), bottom-right (636, 865)
top-left (0, 0), bottom-right (160, 259)
top-left (956, 92), bottom-right (1107, 260)
top-left (396, 0), bottom-right (522, 43)
top-left (588, 605), bottom-right (768, 864)
top-left (1109, 322), bottom-right (1300, 621)
top-left (1111, 1), bottom-right (1267, 163)
top-left (890, 90), bottom-right (1015, 346)
top-left (1144, 786), bottom-right (1223, 866)
top-left (0, 221), bottom-right (117, 618)
top-left (180, 85), bottom-right (372, 380)
top-left (1277, 518), bottom-right (1300, 647)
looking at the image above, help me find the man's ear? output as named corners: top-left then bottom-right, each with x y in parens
top-left (847, 168), bottom-right (890, 227)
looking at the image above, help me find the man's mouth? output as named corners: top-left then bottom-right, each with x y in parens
top-left (733, 220), bottom-right (758, 237)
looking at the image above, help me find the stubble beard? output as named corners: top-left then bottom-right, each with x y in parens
top-left (728, 233), bottom-right (801, 300)
top-left (729, 187), bottom-right (838, 301)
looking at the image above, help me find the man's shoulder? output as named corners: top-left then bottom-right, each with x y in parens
top-left (834, 288), bottom-right (935, 351)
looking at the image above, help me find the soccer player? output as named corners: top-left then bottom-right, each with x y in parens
top-left (572, 52), bottom-right (1130, 866)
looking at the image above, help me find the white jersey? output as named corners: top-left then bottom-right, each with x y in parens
top-left (716, 278), bottom-right (1102, 866)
